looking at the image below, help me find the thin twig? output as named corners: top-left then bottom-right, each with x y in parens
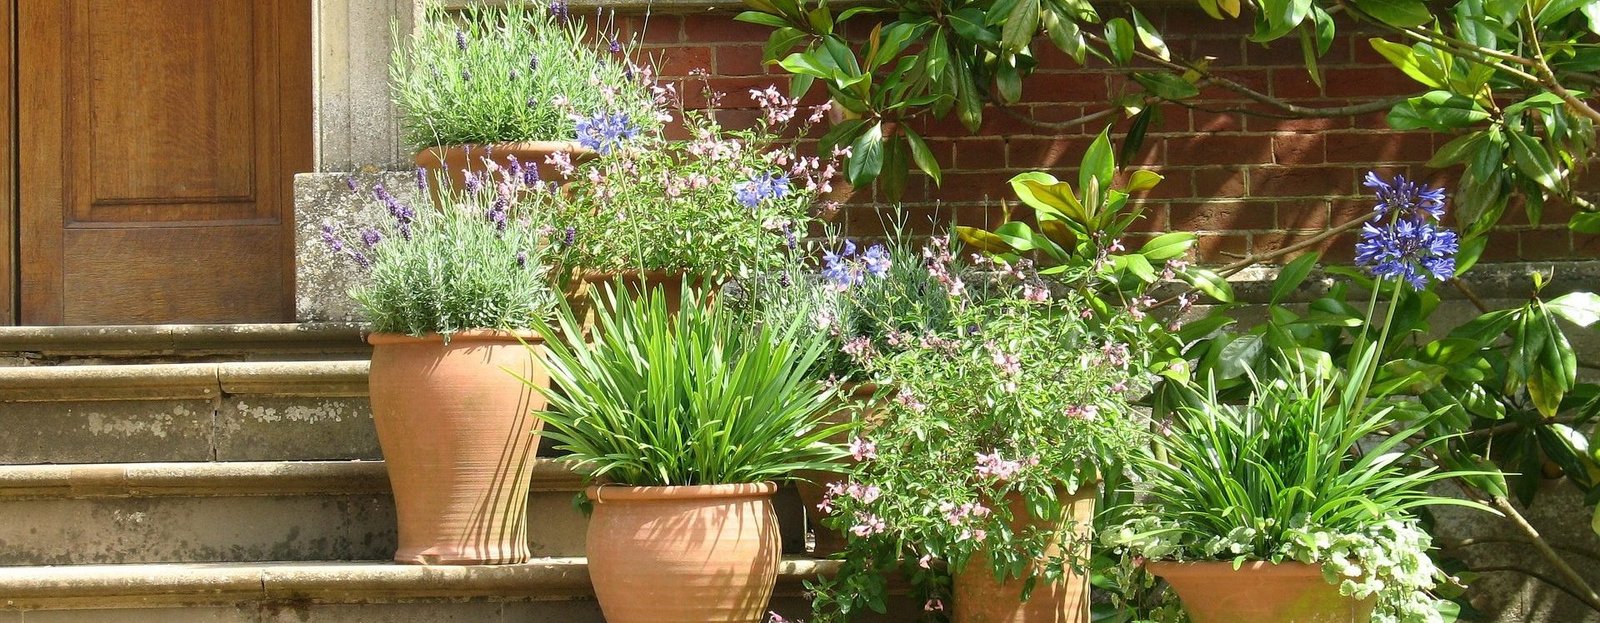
top-left (1521, 7), bottom-right (1600, 125)
top-left (1451, 278), bottom-right (1492, 314)
top-left (1466, 565), bottom-right (1600, 608)
top-left (994, 102), bottom-right (1124, 130)
top-left (1152, 214), bottom-right (1369, 309)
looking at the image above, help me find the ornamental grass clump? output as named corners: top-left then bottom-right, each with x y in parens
top-left (323, 164), bottom-right (562, 336)
top-left (807, 243), bottom-right (1150, 618)
top-left (527, 283), bottom-right (849, 487)
top-left (391, 0), bottom-right (657, 149)
top-left (552, 83), bottom-right (839, 278)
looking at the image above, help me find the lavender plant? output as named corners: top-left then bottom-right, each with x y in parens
top-left (323, 162), bottom-right (562, 336)
top-left (552, 83), bottom-right (839, 278)
top-left (805, 246), bottom-right (1150, 620)
top-left (391, 0), bottom-right (657, 149)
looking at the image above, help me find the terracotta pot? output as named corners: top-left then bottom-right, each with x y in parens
top-left (796, 382), bottom-right (886, 555)
top-left (414, 141), bottom-right (595, 196)
top-left (1148, 561), bottom-right (1375, 623)
top-left (367, 330), bottom-right (549, 565)
top-left (573, 270), bottom-right (722, 318)
top-left (953, 485), bottom-right (1097, 623)
top-left (586, 482), bottom-right (782, 623)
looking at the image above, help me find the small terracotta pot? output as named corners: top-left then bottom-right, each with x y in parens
top-left (414, 141), bottom-right (595, 195)
top-left (367, 330), bottom-right (549, 565)
top-left (1148, 561), bottom-right (1375, 623)
top-left (586, 482), bottom-right (782, 623)
top-left (796, 382), bottom-right (885, 555)
top-left (953, 485), bottom-right (1097, 623)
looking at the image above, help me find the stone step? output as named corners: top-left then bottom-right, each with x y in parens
top-left (0, 461), bottom-right (589, 565)
top-left (0, 323), bottom-right (370, 366)
top-left (0, 558), bottom-right (895, 622)
top-left (0, 361), bottom-right (378, 463)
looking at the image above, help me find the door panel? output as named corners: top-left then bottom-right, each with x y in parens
top-left (19, 0), bottom-right (311, 325)
top-left (0, 3), bottom-right (13, 324)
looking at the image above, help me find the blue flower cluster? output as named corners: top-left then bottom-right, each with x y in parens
top-left (1355, 172), bottom-right (1458, 290)
top-left (575, 112), bottom-right (638, 155)
top-left (735, 172), bottom-right (791, 209)
top-left (822, 240), bottom-right (892, 290)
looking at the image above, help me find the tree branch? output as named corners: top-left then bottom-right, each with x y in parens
top-left (994, 101), bottom-right (1125, 130)
top-left (1521, 7), bottom-right (1600, 125)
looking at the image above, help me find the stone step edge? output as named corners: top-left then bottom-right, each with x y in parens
top-left (0, 323), bottom-right (369, 357)
top-left (0, 360), bottom-right (371, 402)
top-left (0, 558), bottom-right (837, 609)
top-left (0, 460), bottom-right (585, 500)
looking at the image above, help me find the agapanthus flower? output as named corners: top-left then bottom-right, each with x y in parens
top-left (1355, 219), bottom-right (1458, 289)
top-left (1363, 171), bottom-right (1445, 222)
top-left (734, 172), bottom-right (790, 208)
top-left (574, 111), bottom-right (638, 155)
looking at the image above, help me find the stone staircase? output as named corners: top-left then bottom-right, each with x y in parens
top-left (0, 324), bottom-right (875, 622)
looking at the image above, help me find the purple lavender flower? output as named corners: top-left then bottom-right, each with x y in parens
top-left (575, 112), bottom-right (638, 155)
top-left (549, 1), bottom-right (569, 22)
top-left (320, 223), bottom-right (343, 253)
top-left (487, 198), bottom-right (509, 231)
top-left (344, 176), bottom-right (358, 192)
top-left (348, 250), bottom-right (371, 269)
top-left (516, 250), bottom-right (529, 269)
top-left (464, 172), bottom-right (483, 194)
top-left (822, 240), bottom-right (862, 290)
top-left (1363, 172), bottom-right (1446, 223)
top-left (360, 227), bottom-right (384, 249)
top-left (461, 67), bottom-right (472, 81)
top-left (529, 54), bottom-right (540, 72)
top-left (562, 226), bottom-right (577, 246)
top-left (863, 244), bottom-right (891, 278)
top-left (527, 97), bottom-right (539, 109)
top-left (414, 167), bottom-right (428, 191)
top-left (523, 161), bottom-right (541, 186)
top-left (455, 30), bottom-right (468, 51)
top-left (509, 69), bottom-right (521, 81)
top-left (608, 38), bottom-right (622, 53)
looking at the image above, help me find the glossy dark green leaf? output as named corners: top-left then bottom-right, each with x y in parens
top-left (1369, 38), bottom-right (1444, 88)
top-left (1043, 11), bottom-right (1087, 63)
top-left (1270, 253), bottom-right (1320, 305)
top-left (1078, 128), bottom-right (1116, 199)
top-left (1353, 0), bottom-right (1433, 27)
top-left (1536, 0), bottom-right (1592, 26)
top-left (1571, 211), bottom-right (1600, 234)
top-left (1181, 267), bottom-right (1236, 303)
top-left (1508, 129), bottom-right (1561, 191)
top-left (1140, 232), bottom-right (1196, 261)
top-left (1427, 131), bottom-right (1486, 168)
top-left (846, 122), bottom-right (885, 186)
top-left (1252, 0), bottom-right (1312, 41)
top-left (1104, 18), bottom-right (1134, 65)
top-left (1001, 0), bottom-right (1042, 53)
top-left (1388, 91), bottom-right (1490, 131)
top-left (1548, 292), bottom-right (1600, 328)
top-left (1132, 72), bottom-right (1200, 100)
top-left (1129, 7), bottom-right (1169, 60)
top-left (1120, 107), bottom-right (1154, 165)
top-left (901, 126), bottom-right (942, 186)
top-left (735, 10), bottom-right (792, 28)
top-left (763, 27), bottom-right (809, 63)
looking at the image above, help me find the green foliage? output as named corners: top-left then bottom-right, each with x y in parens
top-left (335, 178), bottom-right (560, 336)
top-left (526, 282), bottom-right (850, 487)
top-left (390, 0), bottom-right (656, 149)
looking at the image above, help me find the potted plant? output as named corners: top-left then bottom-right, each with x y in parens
top-left (391, 0), bottom-right (656, 190)
top-left (321, 166), bottom-right (562, 565)
top-left (807, 242), bottom-right (1149, 622)
top-left (744, 228), bottom-right (971, 554)
top-left (525, 282), bottom-right (849, 623)
top-left (1105, 172), bottom-right (1486, 622)
top-left (552, 82), bottom-right (836, 306)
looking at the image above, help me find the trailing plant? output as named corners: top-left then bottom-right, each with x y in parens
top-left (322, 167), bottom-right (561, 336)
top-left (391, 0), bottom-right (657, 149)
top-left (805, 246), bottom-right (1149, 620)
top-left (527, 282), bottom-right (849, 487)
top-left (552, 82), bottom-right (837, 279)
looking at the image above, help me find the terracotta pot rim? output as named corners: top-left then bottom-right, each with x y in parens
top-left (415, 140), bottom-right (596, 155)
top-left (1145, 559), bottom-right (1326, 578)
top-left (578, 269), bottom-right (696, 283)
top-left (586, 482), bottom-right (778, 502)
top-left (367, 329), bottom-right (546, 346)
top-left (838, 381), bottom-right (886, 398)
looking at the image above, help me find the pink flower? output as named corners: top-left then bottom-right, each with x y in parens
top-left (546, 151), bottom-right (575, 177)
top-left (988, 344), bottom-right (1021, 377)
top-left (1108, 238), bottom-right (1126, 253)
top-left (842, 336), bottom-right (876, 365)
top-left (849, 436), bottom-right (878, 461)
top-left (1065, 404), bottom-right (1099, 421)
top-left (924, 599), bottom-right (945, 612)
top-left (895, 387), bottom-right (926, 413)
top-left (767, 612), bottom-right (789, 623)
top-left (974, 451), bottom-right (1024, 481)
top-left (918, 554), bottom-right (933, 569)
top-left (850, 512), bottom-right (886, 537)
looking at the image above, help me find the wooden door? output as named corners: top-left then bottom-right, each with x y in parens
top-left (18, 0), bottom-right (312, 325)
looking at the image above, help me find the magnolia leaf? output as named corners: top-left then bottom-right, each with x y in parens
top-left (1037, 219), bottom-right (1077, 250)
top-left (1181, 267), bottom-right (1235, 303)
top-left (1508, 129), bottom-right (1562, 192)
top-left (1132, 72), bottom-right (1201, 100)
top-left (1369, 38), bottom-right (1444, 88)
top-left (1000, 0), bottom-right (1041, 53)
top-left (1079, 128), bottom-right (1116, 199)
top-left (1130, 7), bottom-right (1170, 60)
top-left (1571, 212), bottom-right (1600, 234)
top-left (1140, 232), bottom-right (1196, 261)
top-left (902, 127), bottom-right (942, 186)
top-left (955, 226), bottom-right (1015, 254)
top-left (1126, 170), bottom-right (1163, 193)
top-left (1218, 334), bottom-right (1264, 379)
top-left (1270, 253), bottom-right (1319, 305)
top-left (1548, 292), bottom-right (1600, 328)
top-left (1105, 18), bottom-right (1135, 65)
top-left (1353, 0), bottom-right (1433, 27)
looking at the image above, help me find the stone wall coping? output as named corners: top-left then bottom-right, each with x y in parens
top-left (0, 460), bottom-right (586, 501)
top-left (1203, 260), bottom-right (1600, 305)
top-left (0, 322), bottom-right (367, 358)
top-left (0, 361), bottom-right (370, 402)
top-left (0, 557), bottom-right (836, 608)
top-left (441, 0), bottom-right (1190, 14)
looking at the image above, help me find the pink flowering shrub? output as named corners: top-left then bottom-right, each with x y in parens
top-left (805, 252), bottom-right (1151, 621)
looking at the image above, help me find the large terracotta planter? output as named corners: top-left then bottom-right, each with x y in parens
top-left (367, 330), bottom-right (549, 565)
top-left (586, 482), bottom-right (782, 623)
top-left (414, 141), bottom-right (594, 195)
top-left (796, 382), bottom-right (885, 555)
top-left (1148, 561), bottom-right (1375, 623)
top-left (573, 270), bottom-right (721, 318)
top-left (953, 485), bottom-right (1096, 623)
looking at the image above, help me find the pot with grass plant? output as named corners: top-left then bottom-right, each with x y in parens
top-left (1105, 172), bottom-right (1488, 623)
top-left (526, 281), bottom-right (849, 623)
top-left (806, 239), bottom-right (1150, 622)
top-left (322, 166), bottom-right (564, 565)
top-left (392, 0), bottom-right (657, 194)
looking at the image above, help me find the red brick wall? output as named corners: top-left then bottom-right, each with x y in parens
top-left (617, 6), bottom-right (1594, 263)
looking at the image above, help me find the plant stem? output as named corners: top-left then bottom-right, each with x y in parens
top-left (1519, 6), bottom-right (1600, 125)
top-left (1352, 279), bottom-right (1402, 415)
top-left (1488, 494), bottom-right (1600, 611)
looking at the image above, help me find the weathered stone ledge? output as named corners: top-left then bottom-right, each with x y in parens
top-left (0, 361), bottom-right (370, 402)
top-left (0, 460), bottom-right (586, 501)
top-left (0, 323), bottom-right (367, 359)
top-left (0, 557), bottom-right (836, 609)
top-left (1217, 260), bottom-right (1600, 305)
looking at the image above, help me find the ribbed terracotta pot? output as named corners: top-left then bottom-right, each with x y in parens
top-left (415, 141), bottom-right (595, 196)
top-left (796, 382), bottom-right (885, 555)
top-left (1148, 561), bottom-right (1375, 623)
top-left (367, 330), bottom-right (549, 565)
top-left (586, 482), bottom-right (782, 623)
top-left (953, 485), bottom-right (1096, 623)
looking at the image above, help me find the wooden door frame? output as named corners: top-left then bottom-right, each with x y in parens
top-left (1, 1), bottom-right (14, 326)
